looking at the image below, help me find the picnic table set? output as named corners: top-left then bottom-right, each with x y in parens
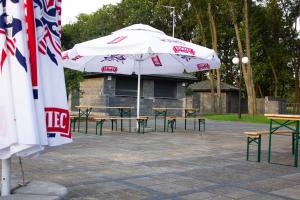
top-left (70, 105), bottom-right (206, 135)
top-left (245, 114), bottom-right (300, 167)
top-left (71, 106), bottom-right (300, 167)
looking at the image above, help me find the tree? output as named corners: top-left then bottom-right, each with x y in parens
top-left (208, 0), bottom-right (222, 113)
top-left (226, 0), bottom-right (257, 114)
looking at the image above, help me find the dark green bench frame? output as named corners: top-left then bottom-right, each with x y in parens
top-left (95, 118), bottom-right (148, 135)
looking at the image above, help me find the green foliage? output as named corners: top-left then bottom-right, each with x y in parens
top-left (61, 0), bottom-right (300, 102)
top-left (63, 69), bottom-right (83, 97)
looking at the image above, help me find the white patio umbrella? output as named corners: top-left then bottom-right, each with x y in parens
top-left (63, 24), bottom-right (221, 117)
top-left (1, 0), bottom-right (72, 196)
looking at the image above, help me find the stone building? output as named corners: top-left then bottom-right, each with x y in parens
top-left (188, 80), bottom-right (246, 113)
top-left (71, 73), bottom-right (196, 115)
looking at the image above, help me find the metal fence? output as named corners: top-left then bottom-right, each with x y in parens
top-left (280, 102), bottom-right (300, 115)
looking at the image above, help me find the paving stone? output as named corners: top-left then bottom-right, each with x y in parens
top-left (2, 120), bottom-right (300, 199)
top-left (271, 184), bottom-right (300, 200)
top-left (182, 192), bottom-right (235, 200)
top-left (280, 173), bottom-right (300, 184)
top-left (207, 187), bottom-right (256, 199)
top-left (240, 178), bottom-right (299, 192)
top-left (0, 194), bottom-right (61, 200)
top-left (146, 183), bottom-right (190, 194)
top-left (181, 192), bottom-right (218, 200)
top-left (239, 193), bottom-right (288, 200)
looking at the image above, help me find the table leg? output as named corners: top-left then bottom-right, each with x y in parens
top-left (258, 135), bottom-right (261, 162)
top-left (294, 121), bottom-right (299, 167)
top-left (120, 109), bottom-right (123, 132)
top-left (129, 110), bottom-right (131, 132)
top-left (246, 137), bottom-right (250, 161)
top-left (138, 119), bottom-right (141, 133)
top-left (154, 113), bottom-right (157, 131)
top-left (163, 112), bottom-right (166, 132)
top-left (77, 109), bottom-right (81, 132)
top-left (96, 122), bottom-right (98, 135)
top-left (100, 121), bottom-right (104, 136)
top-left (85, 110), bottom-right (88, 134)
top-left (184, 110), bottom-right (187, 130)
top-left (268, 120), bottom-right (273, 163)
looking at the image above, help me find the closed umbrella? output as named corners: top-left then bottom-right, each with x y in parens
top-left (0, 0), bottom-right (72, 196)
top-left (63, 24), bottom-right (221, 117)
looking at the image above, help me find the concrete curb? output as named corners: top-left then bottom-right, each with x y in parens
top-left (0, 181), bottom-right (68, 200)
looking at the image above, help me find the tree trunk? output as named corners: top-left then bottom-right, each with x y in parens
top-left (295, 59), bottom-right (299, 113)
top-left (208, 2), bottom-right (222, 113)
top-left (258, 84), bottom-right (264, 98)
top-left (194, 6), bottom-right (215, 112)
top-left (244, 0), bottom-right (256, 114)
top-left (271, 63), bottom-right (279, 98)
top-left (209, 71), bottom-right (216, 113)
top-left (229, 0), bottom-right (256, 115)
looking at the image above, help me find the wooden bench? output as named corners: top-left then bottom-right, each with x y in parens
top-left (245, 130), bottom-right (295, 162)
top-left (166, 116), bottom-right (205, 133)
top-left (70, 114), bottom-right (79, 132)
top-left (92, 116), bottom-right (148, 135)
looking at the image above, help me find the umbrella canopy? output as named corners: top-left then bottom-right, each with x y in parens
top-left (63, 24), bottom-right (221, 117)
top-left (63, 24), bottom-right (220, 74)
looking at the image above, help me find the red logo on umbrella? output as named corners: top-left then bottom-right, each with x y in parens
top-left (45, 107), bottom-right (71, 138)
top-left (101, 66), bottom-right (118, 73)
top-left (62, 52), bottom-right (69, 60)
top-left (107, 36), bottom-right (128, 44)
top-left (197, 63), bottom-right (210, 70)
top-left (173, 46), bottom-right (195, 55)
top-left (151, 55), bottom-right (162, 67)
top-left (72, 55), bottom-right (83, 61)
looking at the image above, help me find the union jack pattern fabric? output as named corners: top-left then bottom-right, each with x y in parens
top-left (0, 0), bottom-right (45, 158)
top-left (30, 0), bottom-right (72, 145)
top-left (0, 0), bottom-right (71, 159)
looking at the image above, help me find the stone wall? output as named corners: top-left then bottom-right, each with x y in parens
top-left (79, 77), bottom-right (106, 113)
top-left (197, 92), bottom-right (227, 113)
top-left (264, 97), bottom-right (280, 114)
top-left (256, 98), bottom-right (265, 114)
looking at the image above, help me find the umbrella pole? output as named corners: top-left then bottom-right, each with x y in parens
top-left (1, 158), bottom-right (11, 196)
top-left (137, 72), bottom-right (141, 119)
top-left (136, 60), bottom-right (141, 129)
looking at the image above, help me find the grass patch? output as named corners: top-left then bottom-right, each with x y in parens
top-left (203, 114), bottom-right (270, 124)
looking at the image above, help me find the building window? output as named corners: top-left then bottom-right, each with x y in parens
top-left (115, 77), bottom-right (142, 96)
top-left (154, 80), bottom-right (177, 98)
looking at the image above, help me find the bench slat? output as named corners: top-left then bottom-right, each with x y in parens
top-left (245, 130), bottom-right (295, 137)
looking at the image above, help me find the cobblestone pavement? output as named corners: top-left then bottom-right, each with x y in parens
top-left (5, 120), bottom-right (300, 199)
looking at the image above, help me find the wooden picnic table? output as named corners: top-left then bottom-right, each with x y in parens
top-left (93, 116), bottom-right (148, 135)
top-left (75, 105), bottom-right (134, 133)
top-left (264, 114), bottom-right (300, 167)
top-left (152, 107), bottom-right (199, 132)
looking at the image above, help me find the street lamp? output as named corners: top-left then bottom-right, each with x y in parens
top-left (232, 56), bottom-right (248, 119)
top-left (162, 5), bottom-right (175, 37)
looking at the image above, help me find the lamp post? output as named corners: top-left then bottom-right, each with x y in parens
top-left (232, 56), bottom-right (248, 119)
top-left (162, 5), bottom-right (175, 37)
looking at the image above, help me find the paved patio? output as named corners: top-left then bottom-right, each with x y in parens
top-left (5, 120), bottom-right (300, 199)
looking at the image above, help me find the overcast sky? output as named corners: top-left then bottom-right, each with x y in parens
top-left (61, 0), bottom-right (121, 25)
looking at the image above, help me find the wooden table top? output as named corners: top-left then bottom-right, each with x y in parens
top-left (264, 114), bottom-right (300, 121)
top-left (75, 106), bottom-right (134, 109)
top-left (153, 108), bottom-right (198, 111)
